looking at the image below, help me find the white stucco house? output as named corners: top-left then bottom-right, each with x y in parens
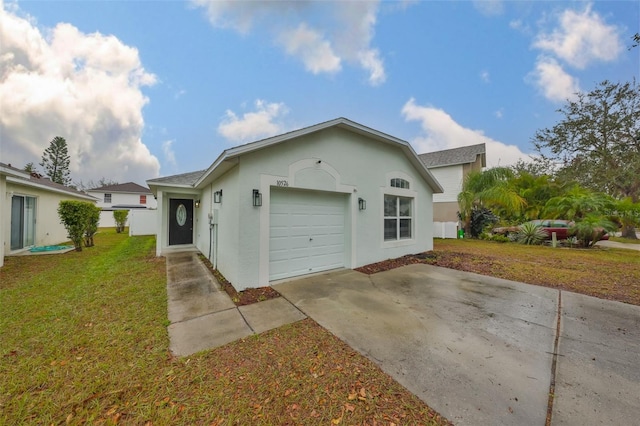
top-left (1, 162), bottom-right (97, 265)
top-left (419, 143), bottom-right (486, 238)
top-left (148, 118), bottom-right (443, 290)
top-left (87, 182), bottom-right (156, 228)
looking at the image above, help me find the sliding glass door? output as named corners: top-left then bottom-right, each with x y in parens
top-left (10, 195), bottom-right (36, 250)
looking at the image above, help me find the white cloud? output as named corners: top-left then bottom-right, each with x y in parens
top-left (191, 0), bottom-right (385, 86)
top-left (533, 4), bottom-right (622, 69)
top-left (278, 23), bottom-right (341, 74)
top-left (217, 100), bottom-right (289, 143)
top-left (162, 140), bottom-right (177, 167)
top-left (480, 70), bottom-right (490, 83)
top-left (0, 4), bottom-right (160, 184)
top-left (333, 1), bottom-right (386, 86)
top-left (528, 56), bottom-right (580, 102)
top-left (401, 98), bottom-right (531, 167)
top-left (494, 108), bottom-right (504, 119)
top-left (473, 0), bottom-right (504, 17)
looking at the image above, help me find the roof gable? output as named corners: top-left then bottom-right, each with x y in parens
top-left (147, 170), bottom-right (206, 187)
top-left (188, 118), bottom-right (443, 193)
top-left (89, 182), bottom-right (151, 193)
top-left (419, 143), bottom-right (486, 168)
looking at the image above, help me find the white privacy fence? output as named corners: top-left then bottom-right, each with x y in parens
top-left (129, 209), bottom-right (157, 236)
top-left (433, 221), bottom-right (460, 239)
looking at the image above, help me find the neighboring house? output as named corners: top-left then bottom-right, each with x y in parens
top-left (419, 143), bottom-right (486, 238)
top-left (0, 162), bottom-right (97, 264)
top-left (148, 118), bottom-right (443, 290)
top-left (87, 182), bottom-right (157, 228)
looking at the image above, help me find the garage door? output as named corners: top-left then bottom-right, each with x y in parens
top-left (269, 188), bottom-right (346, 281)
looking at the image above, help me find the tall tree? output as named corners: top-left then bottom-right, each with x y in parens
top-left (532, 80), bottom-right (640, 203)
top-left (23, 162), bottom-right (37, 174)
top-left (40, 136), bottom-right (71, 186)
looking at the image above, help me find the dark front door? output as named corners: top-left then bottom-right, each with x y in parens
top-left (169, 199), bottom-right (194, 245)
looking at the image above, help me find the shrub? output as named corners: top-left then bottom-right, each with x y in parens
top-left (113, 210), bottom-right (128, 233)
top-left (58, 201), bottom-right (97, 251)
top-left (571, 215), bottom-right (617, 248)
top-left (516, 222), bottom-right (548, 245)
top-left (468, 207), bottom-right (499, 238)
top-left (489, 234), bottom-right (511, 243)
top-left (84, 204), bottom-right (101, 247)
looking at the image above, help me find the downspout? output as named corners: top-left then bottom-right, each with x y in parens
top-left (209, 185), bottom-right (213, 261)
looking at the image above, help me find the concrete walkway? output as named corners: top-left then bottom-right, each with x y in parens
top-left (275, 265), bottom-right (640, 426)
top-left (165, 251), bottom-right (306, 356)
top-left (596, 239), bottom-right (640, 251)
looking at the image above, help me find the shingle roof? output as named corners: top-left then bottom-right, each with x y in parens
top-left (90, 182), bottom-right (151, 193)
top-left (418, 143), bottom-right (486, 168)
top-left (1, 162), bottom-right (97, 201)
top-left (147, 170), bottom-right (206, 186)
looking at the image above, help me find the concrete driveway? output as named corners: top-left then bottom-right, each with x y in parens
top-left (274, 264), bottom-right (640, 426)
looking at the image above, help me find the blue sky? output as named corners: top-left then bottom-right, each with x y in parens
top-left (1, 0), bottom-right (638, 185)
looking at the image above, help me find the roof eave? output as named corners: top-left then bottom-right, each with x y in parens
top-left (192, 118), bottom-right (443, 193)
top-left (6, 177), bottom-right (98, 201)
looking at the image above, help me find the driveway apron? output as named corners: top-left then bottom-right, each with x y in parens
top-left (274, 264), bottom-right (640, 426)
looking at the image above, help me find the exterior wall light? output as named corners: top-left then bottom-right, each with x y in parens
top-left (253, 189), bottom-right (262, 207)
top-left (358, 197), bottom-right (366, 211)
top-left (195, 199), bottom-right (201, 208)
top-left (214, 190), bottom-right (222, 203)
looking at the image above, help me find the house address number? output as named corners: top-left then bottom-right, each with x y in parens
top-left (276, 180), bottom-right (289, 187)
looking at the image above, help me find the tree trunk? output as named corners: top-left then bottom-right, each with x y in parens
top-left (621, 224), bottom-right (638, 239)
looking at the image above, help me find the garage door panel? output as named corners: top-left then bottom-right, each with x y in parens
top-left (269, 188), bottom-right (346, 281)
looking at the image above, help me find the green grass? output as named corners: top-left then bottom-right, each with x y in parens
top-left (1, 231), bottom-right (449, 425)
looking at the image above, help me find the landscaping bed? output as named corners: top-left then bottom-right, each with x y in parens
top-left (198, 255), bottom-right (281, 306)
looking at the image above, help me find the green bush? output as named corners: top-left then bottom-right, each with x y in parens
top-left (58, 201), bottom-right (98, 251)
top-left (113, 210), bottom-right (128, 233)
top-left (517, 222), bottom-right (548, 245)
top-left (571, 215), bottom-right (617, 248)
top-left (489, 234), bottom-right (511, 243)
top-left (464, 207), bottom-right (499, 238)
top-left (84, 204), bottom-right (101, 247)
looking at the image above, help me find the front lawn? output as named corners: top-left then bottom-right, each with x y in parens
top-left (0, 231), bottom-right (449, 425)
top-left (431, 239), bottom-right (640, 306)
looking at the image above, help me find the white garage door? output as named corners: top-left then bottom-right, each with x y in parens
top-left (269, 188), bottom-right (346, 281)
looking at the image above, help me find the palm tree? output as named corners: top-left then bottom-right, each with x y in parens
top-left (543, 186), bottom-right (617, 247)
top-left (458, 167), bottom-right (525, 236)
top-left (543, 185), bottom-right (611, 220)
top-left (511, 172), bottom-right (564, 222)
top-left (608, 197), bottom-right (640, 240)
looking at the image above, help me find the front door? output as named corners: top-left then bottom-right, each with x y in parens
top-left (169, 199), bottom-right (194, 245)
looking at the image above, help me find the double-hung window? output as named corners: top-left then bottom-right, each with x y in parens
top-left (384, 195), bottom-right (412, 241)
top-left (104, 193), bottom-right (112, 203)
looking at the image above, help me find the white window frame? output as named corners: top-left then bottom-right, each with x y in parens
top-left (384, 195), bottom-right (413, 242)
top-left (104, 193), bottom-right (112, 203)
top-left (381, 172), bottom-right (417, 248)
top-left (390, 178), bottom-right (410, 189)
